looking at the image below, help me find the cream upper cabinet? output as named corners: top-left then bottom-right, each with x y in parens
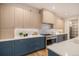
top-left (54, 17), bottom-right (64, 32)
top-left (30, 9), bottom-right (41, 28)
top-left (14, 7), bottom-right (24, 28)
top-left (0, 5), bottom-right (15, 29)
top-left (24, 8), bottom-right (41, 29)
top-left (24, 8), bottom-right (31, 28)
top-left (0, 4), bottom-right (42, 39)
top-left (42, 9), bottom-right (56, 24)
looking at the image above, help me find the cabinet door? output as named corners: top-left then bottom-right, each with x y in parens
top-left (28, 37), bottom-right (46, 53)
top-left (24, 8), bottom-right (41, 28)
top-left (30, 11), bottom-right (41, 28)
top-left (35, 37), bottom-right (46, 50)
top-left (24, 8), bottom-right (31, 28)
top-left (56, 35), bottom-right (64, 43)
top-left (14, 39), bottom-right (30, 56)
top-left (54, 18), bottom-right (64, 32)
top-left (0, 5), bottom-right (14, 29)
top-left (14, 37), bottom-right (46, 56)
top-left (14, 7), bottom-right (24, 28)
top-left (0, 41), bottom-right (14, 56)
top-left (42, 9), bottom-right (55, 24)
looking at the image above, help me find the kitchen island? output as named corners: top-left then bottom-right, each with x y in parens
top-left (47, 37), bottom-right (79, 56)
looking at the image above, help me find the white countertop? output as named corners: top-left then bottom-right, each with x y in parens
top-left (56, 33), bottom-right (67, 35)
top-left (47, 37), bottom-right (79, 56)
top-left (0, 35), bottom-right (43, 42)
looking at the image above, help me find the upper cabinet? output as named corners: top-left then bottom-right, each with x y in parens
top-left (0, 5), bottom-right (15, 29)
top-left (40, 9), bottom-right (64, 32)
top-left (14, 7), bottom-right (24, 28)
top-left (55, 17), bottom-right (64, 29)
top-left (0, 4), bottom-right (41, 39)
top-left (24, 8), bottom-right (41, 29)
top-left (41, 9), bottom-right (56, 24)
top-left (54, 17), bottom-right (64, 33)
top-left (24, 8), bottom-right (31, 28)
top-left (30, 9), bottom-right (41, 29)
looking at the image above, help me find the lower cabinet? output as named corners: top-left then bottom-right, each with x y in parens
top-left (0, 41), bottom-right (14, 56)
top-left (0, 37), bottom-right (46, 56)
top-left (48, 49), bottom-right (59, 56)
top-left (14, 39), bottom-right (30, 56)
top-left (28, 37), bottom-right (46, 53)
top-left (56, 34), bottom-right (67, 43)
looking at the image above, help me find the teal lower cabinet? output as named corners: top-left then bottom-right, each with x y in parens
top-left (0, 41), bottom-right (14, 56)
top-left (27, 37), bottom-right (46, 54)
top-left (56, 34), bottom-right (67, 43)
top-left (0, 37), bottom-right (46, 56)
top-left (48, 49), bottom-right (59, 56)
top-left (14, 39), bottom-right (29, 56)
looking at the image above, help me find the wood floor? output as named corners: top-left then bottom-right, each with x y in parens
top-left (27, 49), bottom-right (48, 56)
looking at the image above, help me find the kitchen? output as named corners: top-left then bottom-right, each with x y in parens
top-left (0, 3), bottom-right (79, 56)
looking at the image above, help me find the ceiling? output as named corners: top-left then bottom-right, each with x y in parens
top-left (26, 3), bottom-right (79, 19)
